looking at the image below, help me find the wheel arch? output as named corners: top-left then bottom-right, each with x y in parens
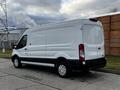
top-left (11, 54), bottom-right (19, 62)
top-left (55, 57), bottom-right (70, 67)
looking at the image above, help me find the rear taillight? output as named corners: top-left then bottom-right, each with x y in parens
top-left (79, 44), bottom-right (85, 62)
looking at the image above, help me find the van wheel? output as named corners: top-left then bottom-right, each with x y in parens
top-left (57, 62), bottom-right (70, 78)
top-left (13, 57), bottom-right (22, 68)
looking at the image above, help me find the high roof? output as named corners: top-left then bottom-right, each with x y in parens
top-left (94, 12), bottom-right (120, 18)
top-left (28, 19), bottom-right (92, 32)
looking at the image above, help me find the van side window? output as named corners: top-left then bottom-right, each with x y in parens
top-left (16, 35), bottom-right (27, 49)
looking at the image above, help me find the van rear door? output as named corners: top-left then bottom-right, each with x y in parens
top-left (82, 24), bottom-right (105, 60)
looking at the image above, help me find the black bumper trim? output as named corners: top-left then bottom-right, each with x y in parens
top-left (70, 57), bottom-right (106, 70)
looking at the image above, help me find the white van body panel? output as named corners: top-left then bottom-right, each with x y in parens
top-left (22, 20), bottom-right (85, 60)
top-left (26, 30), bottom-right (46, 58)
top-left (45, 25), bottom-right (82, 60)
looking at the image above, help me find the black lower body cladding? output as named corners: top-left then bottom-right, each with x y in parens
top-left (12, 56), bottom-right (106, 70)
top-left (70, 57), bottom-right (106, 70)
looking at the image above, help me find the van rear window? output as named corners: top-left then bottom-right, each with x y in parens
top-left (82, 25), bottom-right (104, 44)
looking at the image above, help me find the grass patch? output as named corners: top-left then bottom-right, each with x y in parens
top-left (105, 56), bottom-right (120, 71)
top-left (0, 49), bottom-right (12, 59)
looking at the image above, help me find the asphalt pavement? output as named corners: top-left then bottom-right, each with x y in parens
top-left (0, 58), bottom-right (120, 90)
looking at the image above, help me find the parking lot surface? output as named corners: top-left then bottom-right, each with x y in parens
top-left (0, 58), bottom-right (120, 90)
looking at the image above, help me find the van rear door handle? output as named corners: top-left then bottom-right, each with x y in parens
top-left (98, 47), bottom-right (101, 50)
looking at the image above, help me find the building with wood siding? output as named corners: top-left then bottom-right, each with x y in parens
top-left (97, 12), bottom-right (120, 56)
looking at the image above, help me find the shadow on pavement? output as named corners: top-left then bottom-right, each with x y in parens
top-left (21, 65), bottom-right (103, 81)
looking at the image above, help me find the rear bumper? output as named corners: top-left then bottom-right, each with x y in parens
top-left (85, 57), bottom-right (106, 69)
top-left (70, 57), bottom-right (106, 70)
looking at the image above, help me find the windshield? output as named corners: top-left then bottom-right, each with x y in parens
top-left (16, 35), bottom-right (27, 49)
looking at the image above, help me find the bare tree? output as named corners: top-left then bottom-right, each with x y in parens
top-left (0, 0), bottom-right (9, 53)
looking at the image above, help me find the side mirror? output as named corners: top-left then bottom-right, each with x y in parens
top-left (12, 45), bottom-right (17, 49)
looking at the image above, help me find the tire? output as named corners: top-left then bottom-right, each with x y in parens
top-left (57, 62), bottom-right (70, 78)
top-left (13, 57), bottom-right (22, 68)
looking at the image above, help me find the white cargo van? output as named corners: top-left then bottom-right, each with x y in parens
top-left (11, 19), bottom-right (106, 77)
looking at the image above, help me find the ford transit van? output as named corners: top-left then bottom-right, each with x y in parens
top-left (11, 19), bottom-right (106, 77)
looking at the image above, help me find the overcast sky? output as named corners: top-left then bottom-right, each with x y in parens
top-left (0, 0), bottom-right (120, 27)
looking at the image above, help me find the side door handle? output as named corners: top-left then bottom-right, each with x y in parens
top-left (24, 48), bottom-right (27, 50)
